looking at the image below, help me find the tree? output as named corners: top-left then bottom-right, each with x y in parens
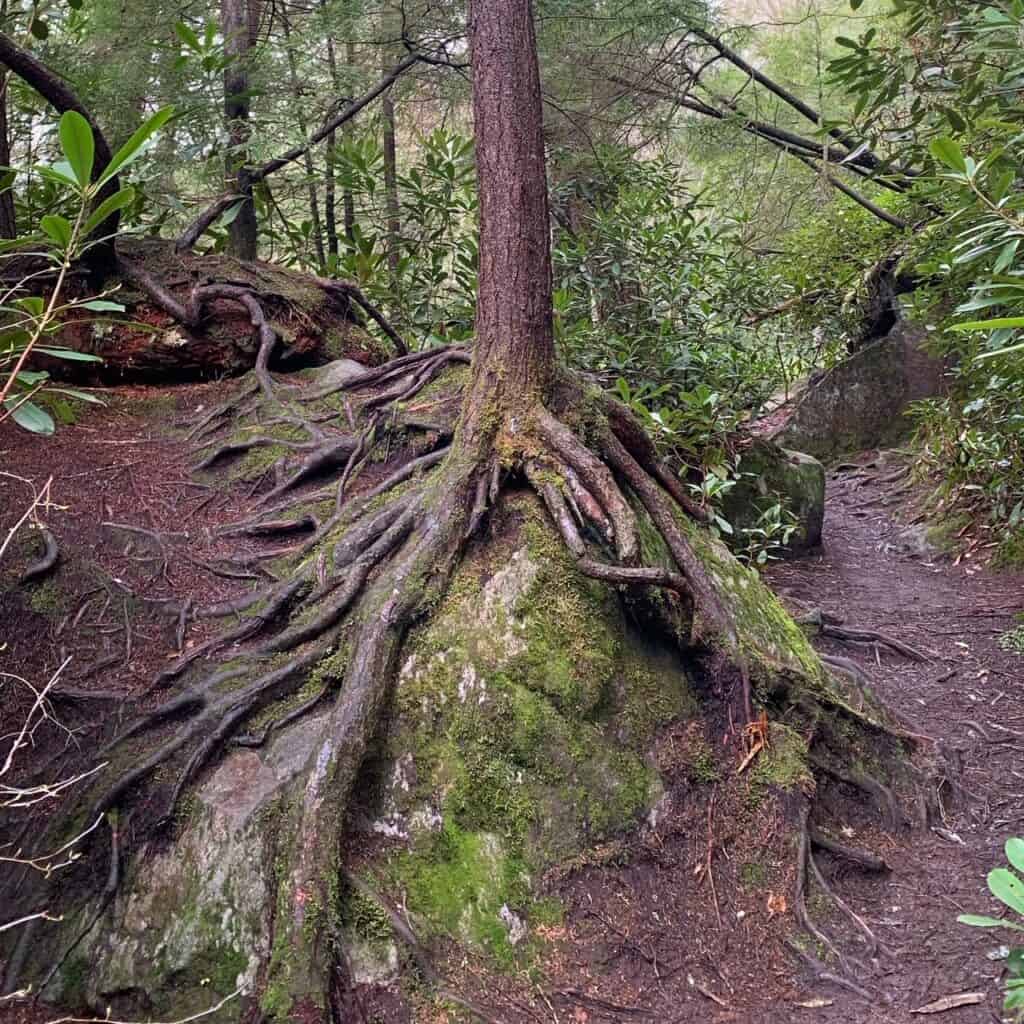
top-left (221, 0), bottom-right (260, 260)
top-left (1, 1), bottom-right (928, 1018)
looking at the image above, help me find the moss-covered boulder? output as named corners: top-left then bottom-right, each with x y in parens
top-left (772, 321), bottom-right (945, 461)
top-left (722, 439), bottom-right (825, 554)
top-left (29, 489), bottom-right (911, 1022)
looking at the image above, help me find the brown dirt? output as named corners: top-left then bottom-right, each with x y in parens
top-left (2, 399), bottom-right (1022, 1024)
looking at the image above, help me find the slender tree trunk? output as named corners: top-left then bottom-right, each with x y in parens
top-left (461, 0), bottom-right (554, 441)
top-left (343, 39), bottom-right (357, 246)
top-left (280, 7), bottom-right (325, 269)
top-left (324, 37), bottom-right (339, 262)
top-left (0, 69), bottom-right (16, 238)
top-left (381, 3), bottom-right (402, 306)
top-left (222, 0), bottom-right (258, 260)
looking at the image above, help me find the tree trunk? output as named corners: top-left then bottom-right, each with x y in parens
top-left (280, 7), bottom-right (325, 270)
top-left (343, 40), bottom-right (357, 246)
top-left (0, 68), bottom-right (15, 239)
top-left (461, 0), bottom-right (555, 441)
top-left (381, 5), bottom-right (402, 308)
top-left (222, 0), bottom-right (258, 261)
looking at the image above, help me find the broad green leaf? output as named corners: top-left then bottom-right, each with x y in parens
top-left (97, 107), bottom-right (174, 187)
top-left (51, 387), bottom-right (105, 404)
top-left (174, 21), bottom-right (201, 50)
top-left (33, 164), bottom-right (78, 188)
top-left (14, 370), bottom-right (49, 385)
top-left (79, 300), bottom-right (126, 312)
top-left (930, 136), bottom-right (967, 173)
top-left (58, 110), bottom-right (95, 189)
top-left (83, 186), bottom-right (135, 237)
top-left (33, 347), bottom-right (104, 361)
top-left (29, 16), bottom-right (49, 38)
top-left (952, 316), bottom-right (1024, 331)
top-left (989, 868), bottom-right (1024, 917)
top-left (958, 913), bottom-right (1024, 931)
top-left (1007, 838), bottom-right (1024, 875)
top-left (14, 297), bottom-right (45, 316)
top-left (40, 214), bottom-right (73, 249)
top-left (6, 398), bottom-right (55, 435)
top-left (218, 200), bottom-right (244, 227)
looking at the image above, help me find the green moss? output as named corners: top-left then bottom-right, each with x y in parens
top-left (993, 529), bottom-right (1024, 569)
top-left (62, 955), bottom-right (89, 1007)
top-left (747, 723), bottom-right (813, 806)
top-left (392, 823), bottom-right (528, 968)
top-left (925, 512), bottom-right (973, 555)
top-left (739, 861), bottom-right (767, 888)
top-left (28, 577), bottom-right (65, 617)
top-left (341, 883), bottom-right (393, 947)
top-left (685, 735), bottom-right (720, 783)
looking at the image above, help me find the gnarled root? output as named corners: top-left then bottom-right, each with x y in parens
top-left (15, 342), bottom-right (936, 1017)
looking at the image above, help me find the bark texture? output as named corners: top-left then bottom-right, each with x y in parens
top-left (462, 0), bottom-right (555, 439)
top-left (221, 0), bottom-right (259, 260)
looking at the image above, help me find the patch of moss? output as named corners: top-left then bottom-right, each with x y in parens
top-left (993, 529), bottom-right (1024, 569)
top-left (392, 823), bottom-right (528, 968)
top-left (924, 512), bottom-right (973, 555)
top-left (747, 723), bottom-right (813, 806)
top-left (28, 577), bottom-right (65, 617)
top-left (341, 882), bottom-right (393, 948)
top-left (739, 861), bottom-right (767, 888)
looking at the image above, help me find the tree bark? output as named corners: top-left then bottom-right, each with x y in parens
top-left (0, 66), bottom-right (15, 238)
top-left (221, 0), bottom-right (258, 260)
top-left (381, 4), bottom-right (402, 307)
top-left (280, 6), bottom-right (325, 270)
top-left (461, 0), bottom-right (555, 442)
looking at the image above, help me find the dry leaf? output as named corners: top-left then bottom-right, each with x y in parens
top-left (767, 892), bottom-right (788, 917)
top-left (795, 998), bottom-right (833, 1008)
top-left (911, 992), bottom-right (985, 1014)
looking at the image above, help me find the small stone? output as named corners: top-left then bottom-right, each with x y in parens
top-left (499, 904), bottom-right (527, 946)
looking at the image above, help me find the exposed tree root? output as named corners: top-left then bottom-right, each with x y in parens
top-left (18, 527), bottom-right (59, 584)
top-left (5, 336), bottom-right (938, 1017)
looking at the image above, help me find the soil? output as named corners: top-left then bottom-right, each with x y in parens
top-left (2, 393), bottom-right (1022, 1024)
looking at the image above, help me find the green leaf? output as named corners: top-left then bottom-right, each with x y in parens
top-left (58, 110), bottom-right (95, 189)
top-left (79, 299), bottom-right (126, 312)
top-left (174, 21), bottom-right (201, 50)
top-left (1007, 839), bottom-right (1024, 875)
top-left (97, 107), bottom-right (174, 187)
top-left (33, 347), bottom-right (104, 361)
top-left (83, 186), bottom-right (135, 237)
top-left (33, 164), bottom-right (78, 188)
top-left (51, 387), bottom-right (105, 404)
top-left (952, 317), bottom-right (1024, 332)
top-left (40, 214), bottom-right (73, 249)
top-left (5, 398), bottom-right (55, 435)
top-left (14, 296), bottom-right (45, 317)
top-left (930, 136), bottom-right (967, 173)
top-left (989, 868), bottom-right (1024, 917)
top-left (29, 16), bottom-right (49, 38)
top-left (977, 340), bottom-right (1024, 360)
top-left (958, 913), bottom-right (1024, 931)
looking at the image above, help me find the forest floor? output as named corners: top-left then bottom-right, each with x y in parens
top-left (1, 388), bottom-right (1022, 1024)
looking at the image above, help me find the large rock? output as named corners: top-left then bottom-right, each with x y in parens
top-left (771, 321), bottom-right (946, 461)
top-left (722, 439), bottom-right (825, 553)
top-left (33, 495), bottom-right (831, 1021)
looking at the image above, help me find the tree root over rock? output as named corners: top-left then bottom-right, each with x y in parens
top-left (1, 341), bottom-right (940, 1020)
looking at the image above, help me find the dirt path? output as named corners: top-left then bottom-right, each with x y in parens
top-left (765, 452), bottom-right (1024, 1023)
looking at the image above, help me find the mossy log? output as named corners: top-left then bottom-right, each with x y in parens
top-left (30, 239), bottom-right (393, 383)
